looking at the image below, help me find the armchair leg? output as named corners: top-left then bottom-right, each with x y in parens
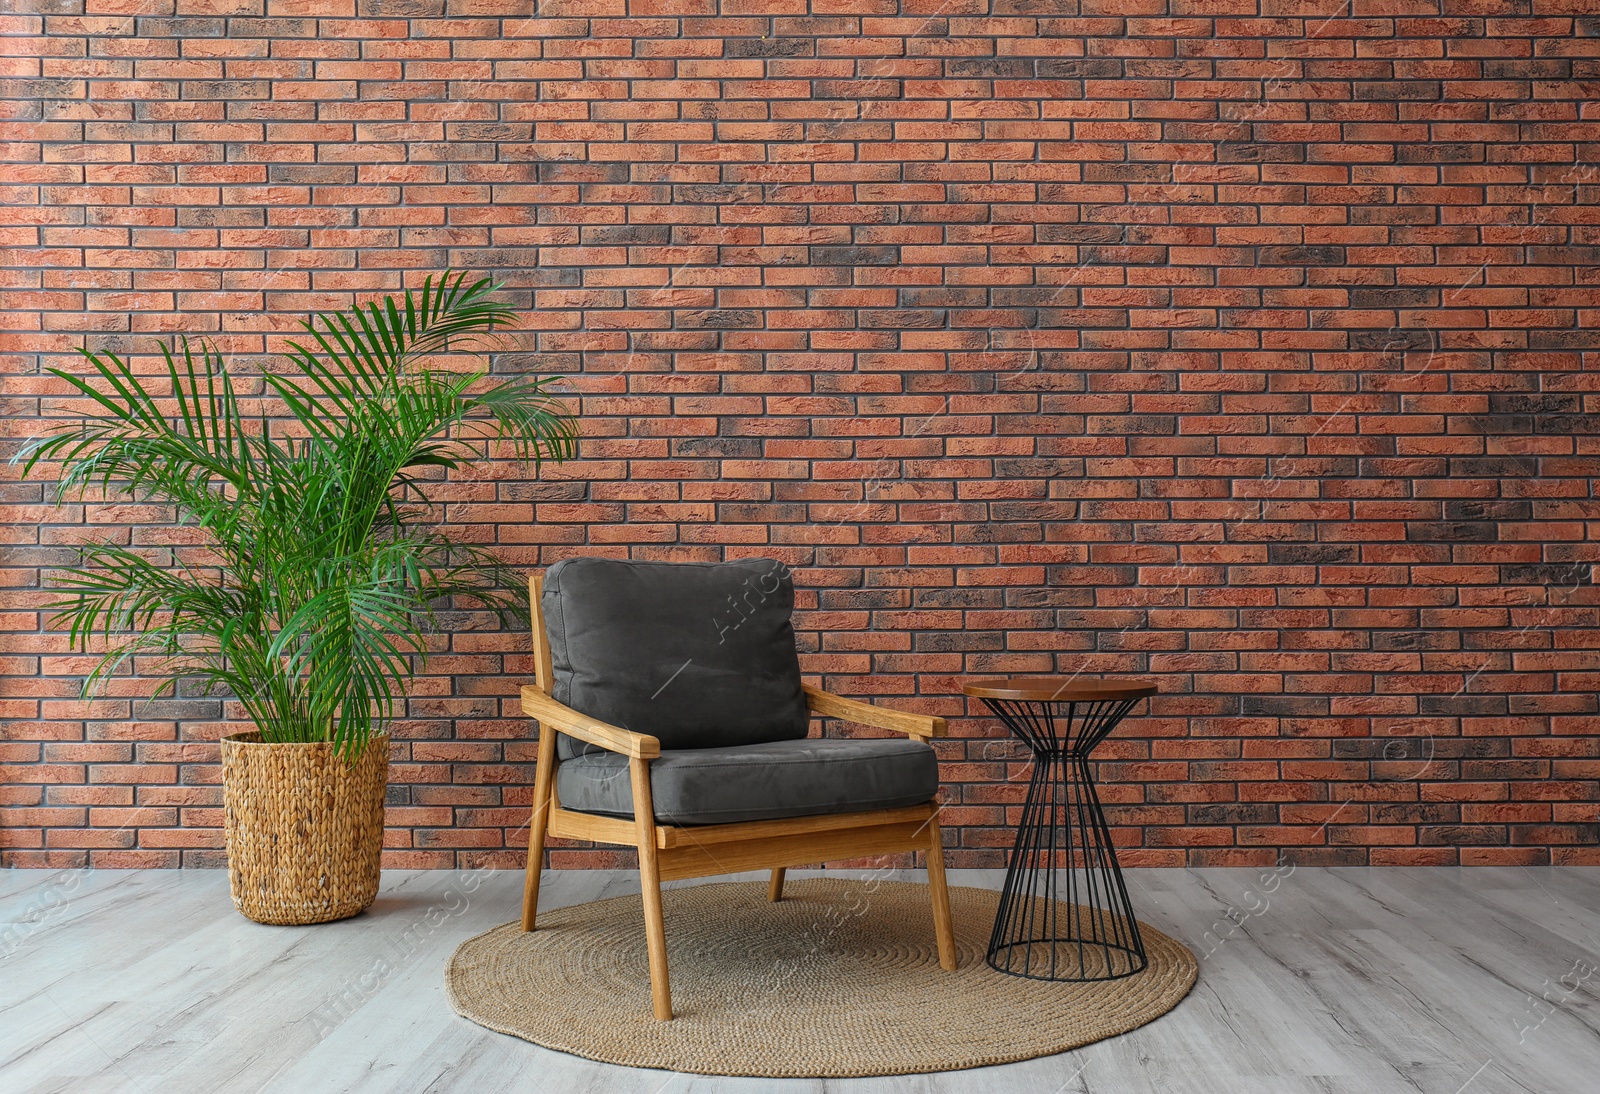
top-left (924, 810), bottom-right (957, 971)
top-left (768, 867), bottom-right (786, 902)
top-left (520, 726), bottom-right (558, 932)
top-left (630, 757), bottom-right (673, 1020)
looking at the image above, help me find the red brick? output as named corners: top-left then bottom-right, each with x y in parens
top-left (1, 8), bottom-right (1595, 871)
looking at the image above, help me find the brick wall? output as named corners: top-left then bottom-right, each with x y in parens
top-left (3, 1), bottom-right (1598, 871)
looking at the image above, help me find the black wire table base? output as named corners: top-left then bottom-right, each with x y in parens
top-left (980, 695), bottom-right (1148, 982)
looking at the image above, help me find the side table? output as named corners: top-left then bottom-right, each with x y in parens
top-left (963, 677), bottom-right (1158, 981)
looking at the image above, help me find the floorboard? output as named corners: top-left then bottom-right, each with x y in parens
top-left (1, 867), bottom-right (1596, 1093)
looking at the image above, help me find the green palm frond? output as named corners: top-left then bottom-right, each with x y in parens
top-left (15, 271), bottom-right (576, 758)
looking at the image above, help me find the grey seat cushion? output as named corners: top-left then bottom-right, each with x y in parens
top-left (541, 557), bottom-right (808, 758)
top-left (555, 737), bottom-right (939, 826)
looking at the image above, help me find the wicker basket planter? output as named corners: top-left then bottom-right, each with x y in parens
top-left (221, 732), bottom-right (389, 926)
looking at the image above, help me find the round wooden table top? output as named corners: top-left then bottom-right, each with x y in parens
top-left (962, 677), bottom-right (1158, 703)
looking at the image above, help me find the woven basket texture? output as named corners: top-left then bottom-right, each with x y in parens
top-left (221, 732), bottom-right (388, 926)
top-left (447, 878), bottom-right (1197, 1077)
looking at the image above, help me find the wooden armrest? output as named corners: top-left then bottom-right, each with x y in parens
top-left (521, 686), bottom-right (661, 759)
top-left (803, 685), bottom-right (947, 739)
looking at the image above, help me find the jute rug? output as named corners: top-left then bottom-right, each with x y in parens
top-left (446, 879), bottom-right (1197, 1077)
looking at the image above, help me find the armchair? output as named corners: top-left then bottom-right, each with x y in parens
top-left (519, 557), bottom-right (956, 1020)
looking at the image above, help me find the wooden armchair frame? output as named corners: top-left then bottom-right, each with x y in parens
top-left (518, 574), bottom-right (956, 1020)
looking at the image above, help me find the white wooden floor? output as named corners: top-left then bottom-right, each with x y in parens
top-left (1, 866), bottom-right (1597, 1093)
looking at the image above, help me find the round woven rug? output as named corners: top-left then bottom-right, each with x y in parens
top-left (446, 878), bottom-right (1197, 1077)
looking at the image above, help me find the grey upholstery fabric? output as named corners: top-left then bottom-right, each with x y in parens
top-left (555, 737), bottom-right (939, 826)
top-left (541, 557), bottom-right (808, 759)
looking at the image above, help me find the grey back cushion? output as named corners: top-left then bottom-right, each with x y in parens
top-left (541, 557), bottom-right (809, 757)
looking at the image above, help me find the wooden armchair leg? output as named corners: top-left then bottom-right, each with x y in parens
top-left (630, 757), bottom-right (673, 1020)
top-left (521, 728), bottom-right (557, 932)
top-left (768, 867), bottom-right (786, 902)
top-left (924, 810), bottom-right (957, 971)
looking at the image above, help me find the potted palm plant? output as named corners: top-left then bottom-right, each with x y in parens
top-left (17, 273), bottom-right (576, 925)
